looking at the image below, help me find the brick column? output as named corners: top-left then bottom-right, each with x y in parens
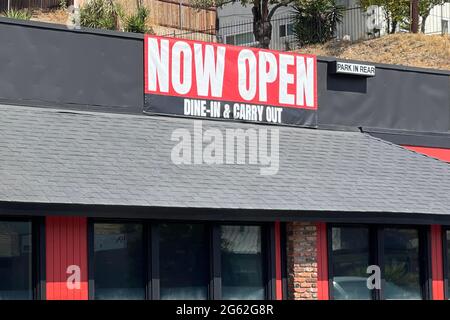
top-left (287, 222), bottom-right (328, 300)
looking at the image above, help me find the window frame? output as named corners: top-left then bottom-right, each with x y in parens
top-left (442, 226), bottom-right (450, 300)
top-left (327, 223), bottom-right (431, 300)
top-left (88, 218), bottom-right (277, 300)
top-left (0, 216), bottom-right (45, 300)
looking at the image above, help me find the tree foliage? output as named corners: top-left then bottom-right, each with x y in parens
top-left (292, 0), bottom-right (344, 46)
top-left (359, 0), bottom-right (409, 33)
top-left (417, 0), bottom-right (448, 32)
top-left (190, 0), bottom-right (293, 48)
top-left (359, 0), bottom-right (449, 33)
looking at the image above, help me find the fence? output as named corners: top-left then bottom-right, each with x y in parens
top-left (2, 1), bottom-right (448, 47)
top-left (0, 0), bottom-right (72, 11)
top-left (159, 4), bottom-right (450, 51)
top-left (115, 0), bottom-right (216, 34)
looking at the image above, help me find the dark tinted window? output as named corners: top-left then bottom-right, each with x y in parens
top-left (447, 230), bottom-right (450, 299)
top-left (221, 225), bottom-right (265, 300)
top-left (383, 228), bottom-right (422, 300)
top-left (93, 223), bottom-right (145, 300)
top-left (160, 223), bottom-right (209, 300)
top-left (279, 25), bottom-right (286, 37)
top-left (331, 227), bottom-right (371, 300)
top-left (0, 221), bottom-right (32, 300)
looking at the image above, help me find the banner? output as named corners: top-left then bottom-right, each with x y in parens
top-left (144, 35), bottom-right (318, 127)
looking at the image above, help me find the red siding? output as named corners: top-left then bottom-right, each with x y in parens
top-left (431, 225), bottom-right (445, 300)
top-left (316, 222), bottom-right (329, 300)
top-left (403, 146), bottom-right (450, 162)
top-left (274, 221), bottom-right (283, 300)
top-left (46, 216), bottom-right (88, 300)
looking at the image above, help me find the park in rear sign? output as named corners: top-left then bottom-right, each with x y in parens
top-left (144, 35), bottom-right (318, 127)
top-left (331, 61), bottom-right (376, 77)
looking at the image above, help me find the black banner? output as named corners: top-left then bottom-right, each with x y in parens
top-left (144, 94), bottom-right (317, 127)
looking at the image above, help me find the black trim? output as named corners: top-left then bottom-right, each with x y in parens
top-left (87, 220), bottom-right (95, 300)
top-left (376, 227), bottom-right (384, 300)
top-left (144, 223), bottom-right (150, 300)
top-left (364, 128), bottom-right (450, 149)
top-left (422, 226), bottom-right (433, 300)
top-left (0, 16), bottom-right (144, 40)
top-left (3, 202), bottom-right (450, 225)
top-left (318, 56), bottom-right (450, 76)
top-left (150, 224), bottom-right (160, 300)
top-left (267, 224), bottom-right (276, 300)
top-left (211, 224), bottom-right (221, 300)
top-left (36, 217), bottom-right (46, 300)
top-left (442, 227), bottom-right (449, 300)
top-left (327, 225), bottom-right (334, 300)
top-left (280, 222), bottom-right (288, 300)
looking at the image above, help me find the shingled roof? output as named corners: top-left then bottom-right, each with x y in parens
top-left (0, 104), bottom-right (449, 216)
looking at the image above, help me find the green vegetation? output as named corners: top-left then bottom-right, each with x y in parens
top-left (359, 0), bottom-right (450, 33)
top-left (79, 0), bottom-right (153, 33)
top-left (3, 9), bottom-right (32, 20)
top-left (292, 0), bottom-right (344, 46)
top-left (123, 6), bottom-right (153, 34)
top-left (80, 0), bottom-right (120, 30)
top-left (190, 0), bottom-right (295, 48)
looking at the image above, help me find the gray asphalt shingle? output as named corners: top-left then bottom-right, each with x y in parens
top-left (0, 104), bottom-right (449, 215)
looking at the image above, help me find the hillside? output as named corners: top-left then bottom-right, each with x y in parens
top-left (297, 33), bottom-right (450, 71)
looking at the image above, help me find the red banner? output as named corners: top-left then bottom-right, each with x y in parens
top-left (144, 35), bottom-right (318, 126)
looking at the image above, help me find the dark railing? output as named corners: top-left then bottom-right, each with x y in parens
top-left (159, 4), bottom-right (450, 51)
top-left (0, 0), bottom-right (73, 12)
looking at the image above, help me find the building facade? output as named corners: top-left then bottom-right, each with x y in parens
top-left (0, 17), bottom-right (449, 301)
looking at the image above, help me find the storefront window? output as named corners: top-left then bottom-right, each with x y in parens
top-left (221, 225), bottom-right (265, 300)
top-left (383, 228), bottom-right (422, 300)
top-left (0, 221), bottom-right (32, 300)
top-left (93, 223), bottom-right (145, 300)
top-left (331, 226), bottom-right (371, 300)
top-left (329, 225), bottom-right (425, 300)
top-left (159, 223), bottom-right (209, 300)
top-left (90, 221), bottom-right (272, 300)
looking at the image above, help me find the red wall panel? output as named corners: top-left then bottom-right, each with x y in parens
top-left (274, 221), bottom-right (283, 300)
top-left (403, 146), bottom-right (450, 162)
top-left (431, 225), bottom-right (445, 300)
top-left (46, 216), bottom-right (88, 300)
top-left (316, 222), bottom-right (329, 300)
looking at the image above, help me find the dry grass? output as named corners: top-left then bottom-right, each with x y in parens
top-left (297, 33), bottom-right (450, 71)
top-left (30, 9), bottom-right (69, 25)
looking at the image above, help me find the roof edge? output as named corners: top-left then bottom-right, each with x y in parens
top-left (1, 201), bottom-right (450, 225)
top-left (1, 17), bottom-right (449, 76)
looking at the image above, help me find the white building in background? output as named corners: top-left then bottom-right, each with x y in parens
top-left (425, 2), bottom-right (450, 34)
top-left (216, 3), bottom-right (295, 50)
top-left (216, 0), bottom-right (450, 50)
